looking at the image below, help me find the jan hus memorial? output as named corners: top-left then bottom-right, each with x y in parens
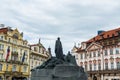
top-left (31, 37), bottom-right (87, 80)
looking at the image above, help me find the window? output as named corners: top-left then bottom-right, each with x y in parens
top-left (0, 54), bottom-right (3, 59)
top-left (0, 36), bottom-right (3, 40)
top-left (13, 47), bottom-right (17, 52)
top-left (75, 54), bottom-right (78, 60)
top-left (12, 65), bottom-right (16, 71)
top-left (115, 48), bottom-right (119, 54)
top-left (34, 47), bottom-right (37, 51)
top-left (13, 39), bottom-right (17, 44)
top-left (12, 56), bottom-right (18, 61)
top-left (89, 53), bottom-right (92, 58)
top-left (94, 64), bottom-right (96, 71)
top-left (110, 49), bottom-right (113, 55)
top-left (98, 63), bottom-right (101, 70)
top-left (81, 54), bottom-right (83, 59)
top-left (31, 60), bottom-right (33, 65)
top-left (105, 63), bottom-right (108, 70)
top-left (36, 61), bottom-right (37, 65)
top-left (0, 64), bottom-right (2, 71)
top-left (0, 44), bottom-right (4, 50)
top-left (117, 62), bottom-right (120, 69)
top-left (6, 64), bottom-right (8, 71)
top-left (93, 52), bottom-right (96, 57)
top-left (85, 65), bottom-right (87, 71)
top-left (89, 64), bottom-right (92, 71)
top-left (25, 58), bottom-right (27, 63)
top-left (104, 50), bottom-right (108, 56)
top-left (8, 38), bottom-right (11, 42)
top-left (25, 50), bottom-right (27, 55)
top-left (84, 53), bottom-right (87, 58)
top-left (111, 62), bottom-right (114, 69)
top-left (23, 66), bottom-right (27, 72)
top-left (98, 51), bottom-right (100, 57)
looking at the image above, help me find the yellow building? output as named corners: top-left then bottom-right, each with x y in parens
top-left (29, 39), bottom-right (51, 71)
top-left (0, 27), bottom-right (30, 80)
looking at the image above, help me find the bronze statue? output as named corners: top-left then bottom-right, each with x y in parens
top-left (55, 37), bottom-right (64, 60)
top-left (31, 37), bottom-right (88, 80)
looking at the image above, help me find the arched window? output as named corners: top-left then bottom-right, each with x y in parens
top-left (13, 33), bottom-right (18, 39)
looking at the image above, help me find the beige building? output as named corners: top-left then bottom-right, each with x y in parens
top-left (0, 26), bottom-right (30, 80)
top-left (72, 28), bottom-right (120, 80)
top-left (29, 40), bottom-right (51, 71)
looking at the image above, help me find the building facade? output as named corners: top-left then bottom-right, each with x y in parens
top-left (72, 28), bottom-right (120, 80)
top-left (29, 40), bottom-right (51, 71)
top-left (0, 27), bottom-right (30, 80)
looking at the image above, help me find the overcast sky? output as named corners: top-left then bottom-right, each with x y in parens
top-left (0, 0), bottom-right (120, 55)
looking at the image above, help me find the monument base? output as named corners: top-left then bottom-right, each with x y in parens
top-left (31, 63), bottom-right (87, 80)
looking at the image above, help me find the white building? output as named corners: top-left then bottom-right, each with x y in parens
top-left (71, 28), bottom-right (120, 80)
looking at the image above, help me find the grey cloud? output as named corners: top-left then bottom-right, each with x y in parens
top-left (0, 0), bottom-right (120, 54)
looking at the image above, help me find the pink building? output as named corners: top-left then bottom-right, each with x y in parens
top-left (72, 28), bottom-right (120, 80)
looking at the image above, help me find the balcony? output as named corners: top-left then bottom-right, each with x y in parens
top-left (87, 69), bottom-right (120, 74)
top-left (11, 51), bottom-right (18, 56)
top-left (9, 60), bottom-right (21, 64)
top-left (5, 71), bottom-right (22, 76)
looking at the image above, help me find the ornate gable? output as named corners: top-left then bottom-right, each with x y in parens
top-left (11, 28), bottom-right (23, 40)
top-left (71, 46), bottom-right (78, 53)
top-left (86, 42), bottom-right (102, 51)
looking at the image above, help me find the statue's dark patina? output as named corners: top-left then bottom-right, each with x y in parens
top-left (31, 37), bottom-right (88, 80)
top-left (55, 37), bottom-right (64, 60)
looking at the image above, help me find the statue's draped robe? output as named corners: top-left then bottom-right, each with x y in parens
top-left (55, 39), bottom-right (64, 60)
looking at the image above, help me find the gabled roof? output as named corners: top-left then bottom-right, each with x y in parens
top-left (86, 42), bottom-right (102, 51)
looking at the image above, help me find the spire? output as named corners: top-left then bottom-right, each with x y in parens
top-left (48, 46), bottom-right (52, 57)
top-left (39, 38), bottom-right (41, 44)
top-left (74, 42), bottom-right (76, 47)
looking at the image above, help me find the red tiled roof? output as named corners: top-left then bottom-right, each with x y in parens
top-left (86, 27), bottom-right (120, 43)
top-left (0, 28), bottom-right (8, 34)
top-left (76, 27), bottom-right (120, 52)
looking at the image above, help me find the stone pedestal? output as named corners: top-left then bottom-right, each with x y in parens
top-left (31, 69), bottom-right (53, 80)
top-left (31, 63), bottom-right (87, 80)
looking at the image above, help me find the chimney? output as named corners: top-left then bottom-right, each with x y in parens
top-left (98, 30), bottom-right (105, 35)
